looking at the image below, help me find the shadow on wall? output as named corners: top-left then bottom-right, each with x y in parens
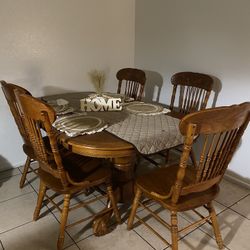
top-left (143, 70), bottom-right (163, 102)
top-left (210, 75), bottom-right (222, 108)
top-left (42, 86), bottom-right (78, 96)
top-left (143, 71), bottom-right (222, 108)
top-left (193, 135), bottom-right (250, 188)
top-left (0, 155), bottom-right (14, 187)
top-left (192, 75), bottom-right (222, 173)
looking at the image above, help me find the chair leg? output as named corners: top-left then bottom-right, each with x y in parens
top-left (207, 202), bottom-right (224, 249)
top-left (107, 185), bottom-right (121, 224)
top-left (57, 194), bottom-right (71, 250)
top-left (33, 180), bottom-right (47, 221)
top-left (171, 211), bottom-right (178, 250)
top-left (19, 156), bottom-right (31, 188)
top-left (127, 188), bottom-right (142, 230)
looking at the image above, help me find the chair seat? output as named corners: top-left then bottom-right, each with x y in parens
top-left (38, 153), bottom-right (111, 194)
top-left (136, 164), bottom-right (196, 197)
top-left (23, 136), bottom-right (52, 160)
top-left (136, 164), bottom-right (219, 211)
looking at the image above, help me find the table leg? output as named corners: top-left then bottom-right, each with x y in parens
top-left (111, 155), bottom-right (136, 203)
top-left (92, 155), bottom-right (135, 236)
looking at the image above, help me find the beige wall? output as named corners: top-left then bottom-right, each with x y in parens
top-left (0, 0), bottom-right (135, 170)
top-left (1, 0), bottom-right (250, 180)
top-left (135, 0), bottom-right (250, 178)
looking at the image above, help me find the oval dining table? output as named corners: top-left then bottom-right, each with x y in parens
top-left (42, 92), bottom-right (183, 236)
top-left (43, 92), bottom-right (138, 236)
top-left (44, 92), bottom-right (137, 200)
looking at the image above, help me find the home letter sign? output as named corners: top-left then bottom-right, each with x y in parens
top-left (80, 96), bottom-right (122, 111)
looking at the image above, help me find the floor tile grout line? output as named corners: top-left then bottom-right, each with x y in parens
top-left (176, 219), bottom-right (232, 250)
top-left (132, 211), bottom-right (217, 250)
top-left (0, 172), bottom-right (21, 182)
top-left (215, 191), bottom-right (250, 208)
top-left (50, 208), bottom-right (87, 248)
top-left (226, 206), bottom-right (250, 221)
top-left (196, 227), bottom-right (231, 250)
top-left (132, 209), bottom-right (201, 250)
top-left (0, 171), bottom-right (21, 181)
top-left (17, 166), bottom-right (23, 174)
top-left (0, 167), bottom-right (21, 174)
top-left (193, 207), bottom-right (239, 250)
top-left (64, 243), bottom-right (81, 250)
top-left (26, 177), bottom-right (85, 248)
top-left (226, 193), bottom-right (250, 207)
top-left (73, 225), bottom-right (157, 250)
top-left (132, 228), bottom-right (157, 250)
top-left (177, 207), bottom-right (232, 249)
top-left (0, 190), bottom-right (34, 204)
top-left (73, 231), bottom-right (97, 247)
top-left (215, 193), bottom-right (250, 221)
top-left (28, 178), bottom-right (106, 247)
top-left (0, 220), bottom-right (34, 235)
top-left (64, 242), bottom-right (80, 250)
top-left (1, 171), bottom-right (248, 249)
top-left (0, 177), bottom-right (59, 236)
top-left (129, 201), bottom-right (219, 249)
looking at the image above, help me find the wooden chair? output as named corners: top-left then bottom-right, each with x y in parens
top-left (165, 71), bottom-right (214, 166)
top-left (116, 68), bottom-right (146, 101)
top-left (17, 93), bottom-right (121, 250)
top-left (1, 81), bottom-right (37, 188)
top-left (144, 72), bottom-right (214, 167)
top-left (168, 71), bottom-right (214, 118)
top-left (128, 102), bottom-right (250, 250)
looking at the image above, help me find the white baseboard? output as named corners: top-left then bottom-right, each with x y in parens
top-left (224, 170), bottom-right (250, 189)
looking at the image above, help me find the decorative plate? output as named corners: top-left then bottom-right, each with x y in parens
top-left (47, 99), bottom-right (74, 115)
top-left (53, 114), bottom-right (108, 137)
top-left (56, 106), bottom-right (75, 116)
top-left (125, 103), bottom-right (164, 114)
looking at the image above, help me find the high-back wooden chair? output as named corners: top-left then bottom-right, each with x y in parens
top-left (169, 72), bottom-right (214, 118)
top-left (116, 68), bottom-right (146, 101)
top-left (17, 93), bottom-right (121, 250)
top-left (162, 72), bottom-right (214, 166)
top-left (128, 102), bottom-right (250, 250)
top-left (1, 81), bottom-right (36, 188)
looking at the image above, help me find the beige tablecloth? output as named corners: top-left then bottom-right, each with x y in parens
top-left (106, 113), bottom-right (183, 155)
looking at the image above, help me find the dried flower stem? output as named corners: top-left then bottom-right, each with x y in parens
top-left (88, 70), bottom-right (106, 95)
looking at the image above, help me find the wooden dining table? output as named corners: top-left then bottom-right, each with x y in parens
top-left (43, 92), bottom-right (183, 235)
top-left (44, 92), bottom-right (137, 201)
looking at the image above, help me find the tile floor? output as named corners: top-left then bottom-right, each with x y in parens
top-left (0, 156), bottom-right (249, 250)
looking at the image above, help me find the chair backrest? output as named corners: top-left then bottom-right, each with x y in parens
top-left (1, 81), bottom-right (32, 145)
top-left (17, 93), bottom-right (69, 187)
top-left (116, 68), bottom-right (146, 101)
top-left (169, 72), bottom-right (213, 115)
top-left (171, 102), bottom-right (250, 203)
